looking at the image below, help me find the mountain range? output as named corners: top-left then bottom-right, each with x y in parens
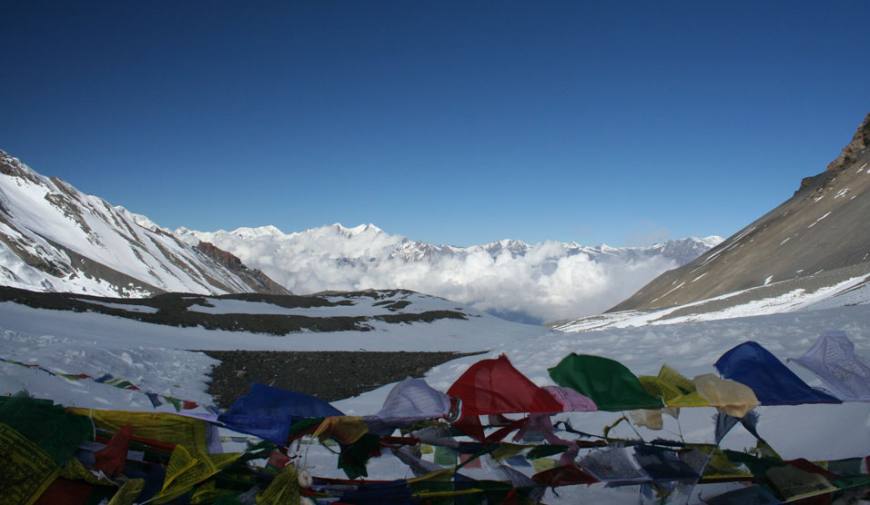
top-left (0, 150), bottom-right (720, 322)
top-left (177, 224), bottom-right (720, 322)
top-left (7, 107), bottom-right (867, 327)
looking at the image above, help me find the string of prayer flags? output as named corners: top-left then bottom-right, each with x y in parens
top-left (0, 356), bottom-right (206, 413)
top-left (3, 334), bottom-right (870, 505)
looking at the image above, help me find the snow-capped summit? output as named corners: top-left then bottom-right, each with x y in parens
top-left (0, 150), bottom-right (288, 297)
top-left (334, 222), bottom-right (383, 236)
top-left (231, 225), bottom-right (286, 239)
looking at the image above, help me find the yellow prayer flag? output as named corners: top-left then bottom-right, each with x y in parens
top-left (312, 416), bottom-right (368, 445)
top-left (0, 422), bottom-right (60, 505)
top-left (107, 479), bottom-right (145, 505)
top-left (693, 374), bottom-right (759, 418)
top-left (256, 464), bottom-right (300, 505)
top-left (155, 445), bottom-right (241, 504)
top-left (68, 408), bottom-right (212, 456)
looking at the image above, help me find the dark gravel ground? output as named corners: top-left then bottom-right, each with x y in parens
top-left (0, 286), bottom-right (467, 335)
top-left (202, 350), bottom-right (480, 407)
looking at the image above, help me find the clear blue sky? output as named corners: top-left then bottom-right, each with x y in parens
top-left (2, 1), bottom-right (868, 246)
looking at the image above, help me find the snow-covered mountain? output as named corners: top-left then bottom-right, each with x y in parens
top-left (0, 148), bottom-right (717, 319)
top-left (0, 150), bottom-right (288, 297)
top-left (177, 224), bottom-right (721, 323)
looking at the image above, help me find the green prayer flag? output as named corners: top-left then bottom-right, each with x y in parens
top-left (526, 444), bottom-right (568, 460)
top-left (164, 396), bottom-right (182, 412)
top-left (338, 433), bottom-right (381, 479)
top-left (434, 445), bottom-right (458, 466)
top-left (548, 354), bottom-right (663, 411)
top-left (0, 394), bottom-right (91, 466)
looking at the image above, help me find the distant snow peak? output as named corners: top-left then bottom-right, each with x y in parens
top-left (333, 222), bottom-right (382, 236)
top-left (699, 235), bottom-right (725, 248)
top-left (229, 225), bottom-right (285, 238)
top-left (124, 209), bottom-right (165, 233)
top-left (178, 224), bottom-right (720, 323)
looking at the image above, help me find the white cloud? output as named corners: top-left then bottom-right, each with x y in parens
top-left (182, 224), bottom-right (704, 324)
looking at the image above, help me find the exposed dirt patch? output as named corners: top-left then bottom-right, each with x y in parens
top-left (373, 299), bottom-right (412, 311)
top-left (202, 350), bottom-right (481, 406)
top-left (373, 310), bottom-right (466, 324)
top-left (314, 289), bottom-right (414, 300)
top-left (216, 292), bottom-right (353, 309)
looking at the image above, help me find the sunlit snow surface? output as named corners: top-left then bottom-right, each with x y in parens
top-left (0, 152), bottom-right (261, 297)
top-left (0, 291), bottom-right (867, 504)
top-left (555, 273), bottom-right (870, 331)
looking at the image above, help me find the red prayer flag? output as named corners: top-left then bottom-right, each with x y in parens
top-left (447, 355), bottom-right (563, 416)
top-left (532, 464), bottom-right (599, 487)
top-left (35, 478), bottom-right (94, 505)
top-left (94, 425), bottom-right (132, 476)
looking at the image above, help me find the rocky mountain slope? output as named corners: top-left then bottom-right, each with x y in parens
top-left (611, 112), bottom-right (870, 313)
top-left (0, 150), bottom-right (288, 297)
top-left (177, 224), bottom-right (721, 322)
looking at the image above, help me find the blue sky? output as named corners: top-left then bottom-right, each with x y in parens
top-left (2, 1), bottom-right (868, 246)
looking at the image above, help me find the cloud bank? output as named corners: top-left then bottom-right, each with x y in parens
top-left (180, 224), bottom-right (714, 324)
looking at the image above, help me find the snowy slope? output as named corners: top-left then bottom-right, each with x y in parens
top-left (0, 289), bottom-right (542, 352)
top-left (0, 150), bottom-right (287, 297)
top-left (1, 290), bottom-right (866, 504)
top-left (0, 288), bottom-right (543, 423)
top-left (0, 288), bottom-right (541, 416)
top-left (555, 270), bottom-right (870, 332)
top-left (176, 223), bottom-right (721, 322)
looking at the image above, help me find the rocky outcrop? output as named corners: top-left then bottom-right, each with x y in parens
top-left (196, 241), bottom-right (291, 295)
top-left (827, 112), bottom-right (870, 172)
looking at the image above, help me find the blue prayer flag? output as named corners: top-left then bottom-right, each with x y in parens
top-left (218, 383), bottom-right (343, 445)
top-left (715, 342), bottom-right (840, 405)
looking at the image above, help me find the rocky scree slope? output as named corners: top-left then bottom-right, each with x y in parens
top-left (612, 112), bottom-right (870, 312)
